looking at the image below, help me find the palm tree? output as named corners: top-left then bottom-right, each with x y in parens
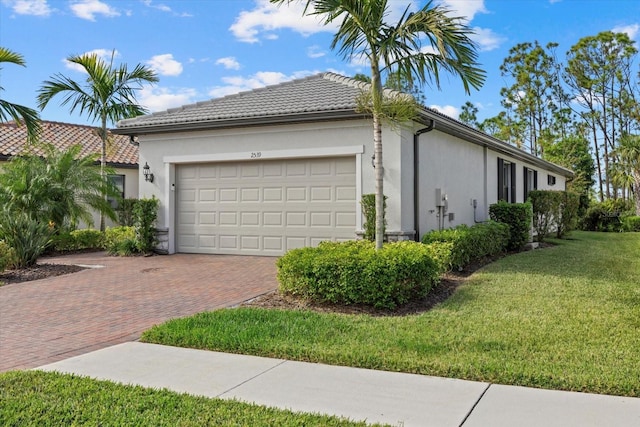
top-left (615, 134), bottom-right (640, 215)
top-left (0, 47), bottom-right (41, 142)
top-left (37, 50), bottom-right (158, 230)
top-left (271, 0), bottom-right (485, 248)
top-left (0, 144), bottom-right (119, 231)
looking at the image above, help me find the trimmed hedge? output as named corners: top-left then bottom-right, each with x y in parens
top-left (489, 201), bottom-right (532, 251)
top-left (277, 240), bottom-right (442, 309)
top-left (51, 229), bottom-right (104, 252)
top-left (622, 216), bottom-right (640, 232)
top-left (421, 221), bottom-right (510, 271)
top-left (529, 190), bottom-right (580, 241)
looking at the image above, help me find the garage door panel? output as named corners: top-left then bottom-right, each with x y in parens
top-left (177, 157), bottom-right (356, 255)
top-left (198, 212), bottom-right (216, 225)
top-left (263, 212), bottom-right (283, 226)
top-left (310, 186), bottom-right (331, 201)
top-left (263, 187), bottom-right (283, 202)
top-left (241, 188), bottom-right (260, 201)
top-left (286, 187), bottom-right (307, 201)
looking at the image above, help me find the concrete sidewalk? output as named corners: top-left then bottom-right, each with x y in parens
top-left (37, 342), bottom-right (640, 427)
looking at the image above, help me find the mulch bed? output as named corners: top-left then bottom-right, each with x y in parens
top-left (0, 264), bottom-right (86, 285)
top-left (240, 255), bottom-right (500, 317)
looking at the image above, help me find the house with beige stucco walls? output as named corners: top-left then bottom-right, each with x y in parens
top-left (114, 72), bottom-right (572, 256)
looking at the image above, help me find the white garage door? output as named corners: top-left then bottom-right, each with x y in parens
top-left (176, 156), bottom-right (357, 255)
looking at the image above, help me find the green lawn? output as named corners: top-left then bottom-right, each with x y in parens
top-left (0, 371), bottom-right (383, 426)
top-left (142, 231), bottom-right (640, 397)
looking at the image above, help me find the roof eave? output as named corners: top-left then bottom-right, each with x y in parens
top-left (418, 109), bottom-right (574, 178)
top-left (113, 110), bottom-right (366, 136)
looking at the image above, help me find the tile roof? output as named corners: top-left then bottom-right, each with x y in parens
top-left (117, 72), bottom-right (373, 130)
top-left (0, 120), bottom-right (138, 166)
top-left (114, 71), bottom-right (572, 178)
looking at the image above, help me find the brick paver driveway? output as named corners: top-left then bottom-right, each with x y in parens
top-left (0, 252), bottom-right (277, 372)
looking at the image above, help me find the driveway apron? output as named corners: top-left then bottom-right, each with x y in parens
top-left (0, 252), bottom-right (277, 372)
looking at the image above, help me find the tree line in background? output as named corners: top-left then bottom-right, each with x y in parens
top-left (456, 31), bottom-right (639, 214)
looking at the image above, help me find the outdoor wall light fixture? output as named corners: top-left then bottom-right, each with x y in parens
top-left (143, 162), bottom-right (154, 183)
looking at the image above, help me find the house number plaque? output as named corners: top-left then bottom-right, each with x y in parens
top-left (250, 152), bottom-right (262, 159)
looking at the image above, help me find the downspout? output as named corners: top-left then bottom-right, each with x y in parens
top-left (413, 119), bottom-right (436, 241)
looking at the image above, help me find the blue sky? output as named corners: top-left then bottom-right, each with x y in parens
top-left (1, 0), bottom-right (639, 127)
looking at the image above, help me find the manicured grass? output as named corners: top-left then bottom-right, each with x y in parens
top-left (0, 370), bottom-right (382, 426)
top-left (142, 232), bottom-right (640, 397)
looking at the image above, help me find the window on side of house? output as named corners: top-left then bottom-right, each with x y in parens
top-left (548, 174), bottom-right (556, 186)
top-left (108, 174), bottom-right (125, 209)
top-left (497, 158), bottom-right (516, 202)
top-left (523, 167), bottom-right (538, 201)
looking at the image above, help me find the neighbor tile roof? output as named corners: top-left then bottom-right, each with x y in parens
top-left (117, 72), bottom-right (371, 130)
top-left (0, 120), bottom-right (138, 166)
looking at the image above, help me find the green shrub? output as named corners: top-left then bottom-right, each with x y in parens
top-left (117, 198), bottom-right (137, 226)
top-left (361, 193), bottom-right (387, 241)
top-left (71, 229), bottom-right (104, 249)
top-left (556, 192), bottom-right (580, 238)
top-left (421, 221), bottom-right (510, 271)
top-left (489, 201), bottom-right (532, 251)
top-left (421, 241), bottom-right (454, 273)
top-left (529, 190), bottom-right (561, 242)
top-left (51, 232), bottom-right (77, 252)
top-left (0, 212), bottom-right (53, 268)
top-left (104, 226), bottom-right (137, 256)
top-left (51, 229), bottom-right (104, 252)
top-left (277, 240), bottom-right (441, 310)
top-left (0, 240), bottom-right (14, 273)
top-left (133, 197), bottom-right (159, 254)
top-left (582, 200), bottom-right (634, 232)
top-left (528, 190), bottom-right (579, 241)
top-left (621, 216), bottom-right (640, 232)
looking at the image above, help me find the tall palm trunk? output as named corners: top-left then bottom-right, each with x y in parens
top-left (99, 114), bottom-right (107, 231)
top-left (371, 61), bottom-right (384, 250)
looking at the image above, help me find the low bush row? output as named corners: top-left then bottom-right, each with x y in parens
top-left (421, 221), bottom-right (510, 271)
top-left (277, 240), bottom-right (442, 310)
top-left (278, 219), bottom-right (515, 309)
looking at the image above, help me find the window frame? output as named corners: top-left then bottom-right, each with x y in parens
top-left (107, 174), bottom-right (125, 209)
top-left (497, 158), bottom-right (517, 203)
top-left (523, 167), bottom-right (538, 201)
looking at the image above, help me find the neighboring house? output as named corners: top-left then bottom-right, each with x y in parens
top-left (114, 72), bottom-right (573, 256)
top-left (0, 120), bottom-right (139, 228)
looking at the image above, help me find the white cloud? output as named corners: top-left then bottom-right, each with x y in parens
top-left (229, 0), bottom-right (336, 43)
top-left (471, 27), bottom-right (505, 52)
top-left (140, 0), bottom-right (192, 17)
top-left (307, 45), bottom-right (326, 59)
top-left (208, 70), bottom-right (318, 98)
top-left (69, 0), bottom-right (119, 21)
top-left (138, 85), bottom-right (198, 112)
top-left (216, 57), bottom-right (241, 70)
top-left (437, 0), bottom-right (487, 23)
top-left (146, 54), bottom-right (183, 76)
top-left (429, 104), bottom-right (459, 119)
top-left (3, 0), bottom-right (51, 16)
top-left (63, 48), bottom-right (119, 73)
top-left (612, 23), bottom-right (639, 40)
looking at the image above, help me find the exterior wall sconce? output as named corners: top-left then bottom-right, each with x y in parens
top-left (143, 162), bottom-right (154, 183)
